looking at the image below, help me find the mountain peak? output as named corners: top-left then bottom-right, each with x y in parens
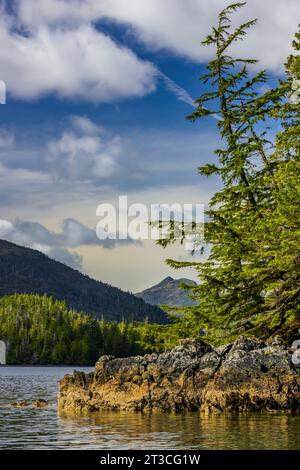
top-left (136, 277), bottom-right (197, 308)
top-left (158, 276), bottom-right (174, 286)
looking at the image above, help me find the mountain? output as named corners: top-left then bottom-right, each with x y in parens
top-left (0, 239), bottom-right (167, 323)
top-left (136, 276), bottom-right (197, 307)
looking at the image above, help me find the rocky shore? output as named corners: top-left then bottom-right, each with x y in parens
top-left (58, 337), bottom-right (300, 413)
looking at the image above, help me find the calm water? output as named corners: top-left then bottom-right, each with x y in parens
top-left (0, 366), bottom-right (300, 450)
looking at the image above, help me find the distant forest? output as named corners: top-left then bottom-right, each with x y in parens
top-left (0, 294), bottom-right (146, 364)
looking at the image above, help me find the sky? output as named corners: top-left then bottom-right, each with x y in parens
top-left (0, 0), bottom-right (298, 292)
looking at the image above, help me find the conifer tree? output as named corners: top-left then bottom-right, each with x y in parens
top-left (159, 3), bottom-right (299, 343)
top-left (244, 31), bottom-right (300, 338)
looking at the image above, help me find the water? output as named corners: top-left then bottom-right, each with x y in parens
top-left (0, 366), bottom-right (300, 450)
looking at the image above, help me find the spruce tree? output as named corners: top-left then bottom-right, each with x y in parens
top-left (244, 32), bottom-right (300, 338)
top-left (160, 3), bottom-right (299, 343)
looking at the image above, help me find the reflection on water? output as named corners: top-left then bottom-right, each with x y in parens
top-left (0, 366), bottom-right (300, 450)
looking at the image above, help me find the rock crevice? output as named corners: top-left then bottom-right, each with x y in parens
top-left (58, 337), bottom-right (300, 413)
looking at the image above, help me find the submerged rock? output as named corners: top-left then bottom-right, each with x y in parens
top-left (11, 400), bottom-right (29, 408)
top-left (58, 337), bottom-right (300, 413)
top-left (34, 399), bottom-right (49, 408)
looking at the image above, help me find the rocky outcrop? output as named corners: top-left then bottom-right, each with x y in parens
top-left (58, 337), bottom-right (300, 413)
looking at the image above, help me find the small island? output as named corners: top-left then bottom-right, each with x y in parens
top-left (58, 336), bottom-right (300, 413)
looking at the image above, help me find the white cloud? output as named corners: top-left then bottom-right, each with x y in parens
top-left (0, 0), bottom-right (295, 104)
top-left (0, 219), bottom-right (14, 236)
top-left (0, 7), bottom-right (156, 102)
top-left (97, 0), bottom-right (299, 72)
top-left (69, 115), bottom-right (103, 136)
top-left (46, 116), bottom-right (122, 181)
top-left (16, 0), bottom-right (299, 73)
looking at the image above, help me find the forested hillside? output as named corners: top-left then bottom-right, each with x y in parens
top-left (0, 294), bottom-right (145, 364)
top-left (0, 240), bottom-right (167, 323)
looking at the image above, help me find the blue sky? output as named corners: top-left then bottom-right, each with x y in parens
top-left (0, 0), bottom-right (298, 291)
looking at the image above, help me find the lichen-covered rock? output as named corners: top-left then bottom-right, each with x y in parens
top-left (58, 337), bottom-right (300, 413)
top-left (201, 337), bottom-right (300, 412)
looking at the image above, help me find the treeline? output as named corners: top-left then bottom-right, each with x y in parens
top-left (0, 294), bottom-right (146, 364)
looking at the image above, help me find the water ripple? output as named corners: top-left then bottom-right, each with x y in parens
top-left (0, 366), bottom-right (300, 450)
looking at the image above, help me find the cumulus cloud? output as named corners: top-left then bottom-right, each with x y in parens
top-left (0, 216), bottom-right (139, 270)
top-left (0, 5), bottom-right (156, 102)
top-left (96, 0), bottom-right (299, 72)
top-left (39, 115), bottom-right (158, 186)
top-left (46, 116), bottom-right (124, 181)
top-left (69, 115), bottom-right (103, 136)
top-left (15, 0), bottom-right (299, 73)
top-left (0, 0), bottom-right (296, 104)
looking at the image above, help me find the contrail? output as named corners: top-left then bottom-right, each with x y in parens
top-left (159, 72), bottom-right (196, 108)
top-left (158, 71), bottom-right (222, 121)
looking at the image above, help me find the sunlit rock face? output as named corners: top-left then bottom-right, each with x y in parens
top-left (58, 337), bottom-right (300, 413)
